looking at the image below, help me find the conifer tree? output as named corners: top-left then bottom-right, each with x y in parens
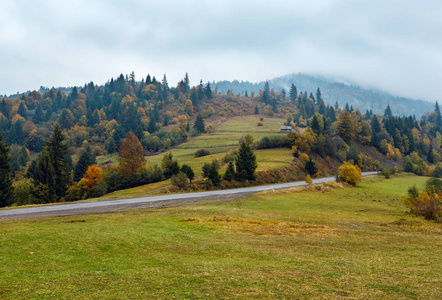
top-left (0, 132), bottom-right (13, 207)
top-left (33, 149), bottom-right (57, 203)
top-left (45, 122), bottom-right (71, 200)
top-left (207, 161), bottom-right (221, 186)
top-left (384, 105), bottom-right (392, 117)
top-left (74, 145), bottom-right (96, 182)
top-left (223, 161), bottom-right (235, 181)
top-left (235, 142), bottom-right (257, 181)
top-left (262, 81), bottom-right (270, 104)
top-left (289, 84), bottom-right (298, 103)
top-left (194, 114), bottom-right (205, 133)
top-left (204, 82), bottom-right (212, 99)
top-left (305, 158), bottom-right (319, 176)
top-left (180, 164), bottom-right (195, 183)
top-left (316, 88), bottom-right (322, 105)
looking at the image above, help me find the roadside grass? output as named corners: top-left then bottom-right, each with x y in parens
top-left (1, 174), bottom-right (441, 299)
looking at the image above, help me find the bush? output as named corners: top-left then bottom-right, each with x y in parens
top-left (381, 167), bottom-right (391, 179)
top-left (171, 172), bottom-right (189, 189)
top-left (195, 148), bottom-right (211, 157)
top-left (223, 149), bottom-right (238, 163)
top-left (256, 136), bottom-right (288, 149)
top-left (432, 163), bottom-right (442, 178)
top-left (13, 178), bottom-right (35, 206)
top-left (305, 175), bottom-right (312, 185)
top-left (257, 122), bottom-right (263, 126)
top-left (338, 162), bottom-right (361, 185)
top-left (406, 190), bottom-right (441, 220)
top-left (425, 178), bottom-right (442, 193)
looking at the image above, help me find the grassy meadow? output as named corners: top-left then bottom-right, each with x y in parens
top-left (1, 174), bottom-right (441, 299)
top-left (97, 116), bottom-right (292, 177)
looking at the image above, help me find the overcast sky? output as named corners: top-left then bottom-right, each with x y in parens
top-left (1, 0), bottom-right (441, 101)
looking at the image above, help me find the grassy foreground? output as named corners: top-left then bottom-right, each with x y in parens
top-left (1, 175), bottom-right (441, 299)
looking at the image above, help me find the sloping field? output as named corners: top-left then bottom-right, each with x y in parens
top-left (1, 174), bottom-right (441, 299)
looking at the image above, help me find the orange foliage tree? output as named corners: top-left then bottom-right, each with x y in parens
top-left (83, 164), bottom-right (103, 192)
top-left (117, 132), bottom-right (146, 177)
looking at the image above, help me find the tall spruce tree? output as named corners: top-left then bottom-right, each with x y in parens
top-left (235, 142), bottom-right (257, 181)
top-left (316, 88), bottom-right (322, 105)
top-left (289, 84), bottom-right (297, 103)
top-left (0, 132), bottom-right (13, 207)
top-left (33, 149), bottom-right (57, 203)
top-left (74, 145), bottom-right (96, 182)
top-left (46, 122), bottom-right (71, 200)
top-left (194, 114), bottom-right (205, 133)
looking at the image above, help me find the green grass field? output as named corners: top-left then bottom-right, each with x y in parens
top-left (97, 116), bottom-right (292, 177)
top-left (1, 174), bottom-right (441, 299)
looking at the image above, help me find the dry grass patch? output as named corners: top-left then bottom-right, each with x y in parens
top-left (185, 216), bottom-right (340, 237)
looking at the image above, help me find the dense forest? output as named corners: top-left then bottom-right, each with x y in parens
top-left (1, 72), bottom-right (442, 208)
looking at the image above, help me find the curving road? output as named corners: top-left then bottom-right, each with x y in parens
top-left (0, 172), bottom-right (378, 220)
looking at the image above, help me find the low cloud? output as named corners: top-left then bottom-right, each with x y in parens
top-left (1, 0), bottom-right (441, 101)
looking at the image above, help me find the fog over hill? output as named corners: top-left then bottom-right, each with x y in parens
top-left (212, 73), bottom-right (434, 118)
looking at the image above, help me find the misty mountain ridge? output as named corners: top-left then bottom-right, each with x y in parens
top-left (212, 73), bottom-right (433, 117)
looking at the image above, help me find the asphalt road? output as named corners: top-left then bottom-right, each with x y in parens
top-left (0, 172), bottom-right (378, 220)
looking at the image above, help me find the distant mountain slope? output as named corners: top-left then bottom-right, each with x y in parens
top-left (212, 73), bottom-right (433, 117)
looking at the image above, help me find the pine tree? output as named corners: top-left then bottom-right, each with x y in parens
top-left (316, 88), bottom-right (322, 105)
top-left (262, 81), bottom-right (270, 104)
top-left (34, 103), bottom-right (44, 124)
top-left (254, 105), bottom-right (259, 115)
top-left (45, 122), bottom-right (71, 200)
top-left (74, 145), bottom-right (96, 182)
top-left (371, 115), bottom-right (381, 148)
top-left (289, 84), bottom-right (297, 103)
top-left (435, 101), bottom-right (442, 127)
top-left (235, 142), bottom-right (257, 181)
top-left (305, 158), bottom-right (318, 176)
top-left (0, 132), bottom-right (13, 207)
top-left (17, 101), bottom-right (27, 119)
top-left (194, 114), bottom-right (205, 133)
top-left (180, 164), bottom-right (195, 183)
top-left (33, 149), bottom-right (57, 203)
top-left (204, 83), bottom-right (212, 99)
top-left (223, 161), bottom-right (235, 181)
top-left (384, 105), bottom-right (392, 117)
top-left (207, 161), bottom-right (221, 186)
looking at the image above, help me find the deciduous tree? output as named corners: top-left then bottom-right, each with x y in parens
top-left (117, 132), bottom-right (146, 177)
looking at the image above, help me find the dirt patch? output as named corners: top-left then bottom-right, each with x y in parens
top-left (187, 216), bottom-right (339, 237)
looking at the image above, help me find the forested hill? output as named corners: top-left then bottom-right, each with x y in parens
top-left (212, 73), bottom-right (433, 117)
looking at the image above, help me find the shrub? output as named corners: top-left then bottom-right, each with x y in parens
top-left (171, 172), bottom-right (189, 189)
top-left (338, 162), bottom-right (361, 185)
top-left (381, 167), bottom-right (391, 179)
top-left (256, 136), bottom-right (288, 149)
top-left (305, 175), bottom-right (312, 185)
top-left (257, 122), bottom-right (263, 126)
top-left (406, 189), bottom-right (441, 220)
top-left (299, 153), bottom-right (309, 161)
top-left (195, 148), bottom-right (211, 157)
top-left (432, 163), bottom-right (442, 178)
top-left (13, 178), bottom-right (35, 205)
top-left (425, 178), bottom-right (442, 193)
top-left (223, 149), bottom-right (238, 163)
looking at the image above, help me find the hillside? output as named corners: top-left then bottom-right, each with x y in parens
top-left (1, 71), bottom-right (441, 207)
top-left (212, 73), bottom-right (433, 117)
